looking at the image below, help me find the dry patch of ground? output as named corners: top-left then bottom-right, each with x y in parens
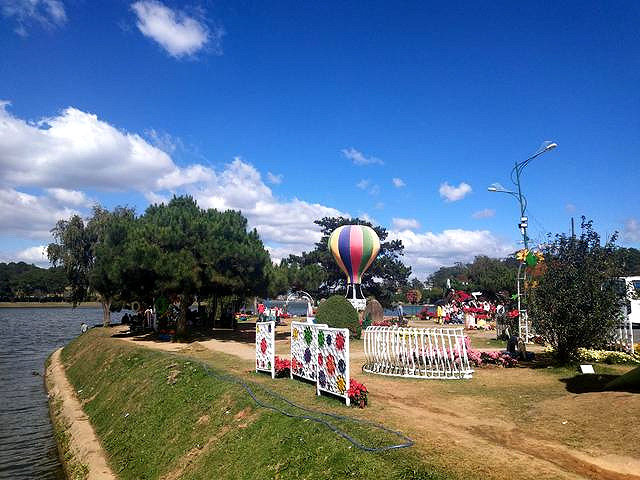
top-left (46, 348), bottom-right (116, 480)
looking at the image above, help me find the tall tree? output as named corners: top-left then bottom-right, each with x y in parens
top-left (48, 206), bottom-right (135, 326)
top-left (90, 206), bottom-right (136, 326)
top-left (48, 214), bottom-right (95, 305)
top-left (133, 196), bottom-right (270, 336)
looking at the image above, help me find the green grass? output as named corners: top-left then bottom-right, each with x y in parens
top-left (468, 337), bottom-right (505, 349)
top-left (61, 329), bottom-right (452, 480)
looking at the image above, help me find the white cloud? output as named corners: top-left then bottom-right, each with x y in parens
top-left (565, 203), bottom-right (577, 213)
top-left (341, 147), bottom-right (383, 166)
top-left (1, 0), bottom-right (66, 35)
top-left (472, 208), bottom-right (496, 219)
top-left (0, 187), bottom-right (79, 239)
top-left (356, 179), bottom-right (370, 190)
top-left (623, 218), bottom-right (640, 242)
top-left (189, 158), bottom-right (347, 257)
top-left (131, 0), bottom-right (220, 58)
top-left (0, 102), bottom-right (204, 193)
top-left (0, 245), bottom-right (50, 267)
top-left (45, 188), bottom-right (91, 207)
top-left (355, 178), bottom-right (379, 195)
top-left (439, 181), bottom-right (472, 202)
top-left (392, 218), bottom-right (420, 230)
top-left (392, 177), bottom-right (405, 188)
top-left (390, 228), bottom-right (514, 276)
top-left (266, 172), bottom-right (283, 185)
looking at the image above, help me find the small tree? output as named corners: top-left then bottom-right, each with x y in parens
top-left (529, 220), bottom-right (624, 362)
top-left (315, 295), bottom-right (361, 339)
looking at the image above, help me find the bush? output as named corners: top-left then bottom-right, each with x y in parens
top-left (529, 220), bottom-right (624, 363)
top-left (347, 378), bottom-right (368, 408)
top-left (274, 356), bottom-right (291, 377)
top-left (315, 295), bottom-right (361, 339)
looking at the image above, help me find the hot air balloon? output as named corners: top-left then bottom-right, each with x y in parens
top-left (328, 225), bottom-right (380, 308)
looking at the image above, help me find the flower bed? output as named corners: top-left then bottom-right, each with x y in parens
top-left (463, 336), bottom-right (518, 368)
top-left (576, 348), bottom-right (640, 365)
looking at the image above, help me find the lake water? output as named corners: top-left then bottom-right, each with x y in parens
top-left (0, 307), bottom-right (112, 480)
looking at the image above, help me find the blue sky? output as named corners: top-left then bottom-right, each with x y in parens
top-left (1, 0), bottom-right (639, 277)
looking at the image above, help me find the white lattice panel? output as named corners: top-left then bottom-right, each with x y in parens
top-left (290, 322), bottom-right (327, 382)
top-left (316, 327), bottom-right (350, 406)
top-left (256, 321), bottom-right (275, 378)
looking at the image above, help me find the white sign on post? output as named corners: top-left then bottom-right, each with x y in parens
top-left (255, 321), bottom-right (275, 378)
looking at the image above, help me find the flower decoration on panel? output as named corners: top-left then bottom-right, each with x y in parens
top-left (304, 347), bottom-right (312, 364)
top-left (335, 332), bottom-right (345, 351)
top-left (326, 354), bottom-right (336, 376)
top-left (318, 370), bottom-right (326, 387)
top-left (336, 375), bottom-right (346, 394)
top-left (260, 338), bottom-right (267, 354)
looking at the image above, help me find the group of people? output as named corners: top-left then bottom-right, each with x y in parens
top-left (257, 303), bottom-right (285, 323)
top-left (121, 307), bottom-right (156, 332)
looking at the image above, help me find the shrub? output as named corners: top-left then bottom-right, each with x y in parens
top-left (274, 356), bottom-right (291, 377)
top-left (315, 295), bottom-right (361, 339)
top-left (347, 378), bottom-right (368, 408)
top-left (529, 220), bottom-right (624, 363)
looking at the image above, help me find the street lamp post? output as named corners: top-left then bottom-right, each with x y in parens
top-left (488, 142), bottom-right (557, 341)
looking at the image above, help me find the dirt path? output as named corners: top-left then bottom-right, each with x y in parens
top-left (114, 327), bottom-right (640, 480)
top-left (46, 348), bottom-right (116, 480)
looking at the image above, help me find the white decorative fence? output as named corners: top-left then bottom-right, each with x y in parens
top-left (256, 321), bottom-right (275, 378)
top-left (290, 321), bottom-right (327, 382)
top-left (316, 327), bottom-right (350, 406)
top-left (363, 326), bottom-right (473, 379)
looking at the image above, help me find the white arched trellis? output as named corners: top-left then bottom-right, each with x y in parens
top-left (363, 326), bottom-right (474, 379)
top-left (284, 290), bottom-right (315, 318)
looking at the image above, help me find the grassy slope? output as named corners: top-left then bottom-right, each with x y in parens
top-left (61, 330), bottom-right (451, 480)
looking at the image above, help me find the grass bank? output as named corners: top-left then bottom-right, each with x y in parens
top-left (61, 329), bottom-right (451, 480)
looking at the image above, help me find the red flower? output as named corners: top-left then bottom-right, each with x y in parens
top-left (335, 332), bottom-right (345, 351)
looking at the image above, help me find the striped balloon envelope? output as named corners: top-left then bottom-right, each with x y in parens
top-left (328, 225), bottom-right (381, 285)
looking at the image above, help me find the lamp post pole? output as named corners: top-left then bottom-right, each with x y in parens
top-left (488, 142), bottom-right (557, 341)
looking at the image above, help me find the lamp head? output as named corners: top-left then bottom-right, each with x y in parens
top-left (544, 142), bottom-right (558, 151)
top-left (487, 186), bottom-right (498, 192)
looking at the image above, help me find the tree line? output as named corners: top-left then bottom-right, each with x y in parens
top-left (47, 196), bottom-right (271, 336)
top-left (0, 262), bottom-right (68, 302)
